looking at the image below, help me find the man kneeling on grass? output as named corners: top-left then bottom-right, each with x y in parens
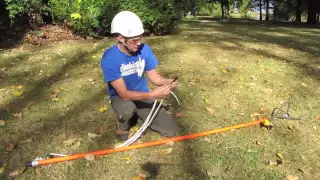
top-left (100, 11), bottom-right (178, 141)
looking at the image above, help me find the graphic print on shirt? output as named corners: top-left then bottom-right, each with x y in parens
top-left (120, 56), bottom-right (145, 78)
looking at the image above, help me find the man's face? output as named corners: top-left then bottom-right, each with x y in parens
top-left (120, 35), bottom-right (143, 53)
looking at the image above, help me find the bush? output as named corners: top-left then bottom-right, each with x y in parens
top-left (116, 0), bottom-right (182, 35)
top-left (4, 0), bottom-right (182, 37)
top-left (198, 3), bottom-right (221, 17)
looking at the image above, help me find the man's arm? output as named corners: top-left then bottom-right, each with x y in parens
top-left (146, 69), bottom-right (178, 89)
top-left (146, 69), bottom-right (172, 86)
top-left (110, 78), bottom-right (171, 101)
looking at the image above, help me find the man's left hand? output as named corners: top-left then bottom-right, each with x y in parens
top-left (169, 79), bottom-right (178, 90)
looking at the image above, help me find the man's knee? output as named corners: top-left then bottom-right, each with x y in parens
top-left (112, 97), bottom-right (137, 122)
top-left (159, 120), bottom-right (178, 137)
top-left (118, 110), bottom-right (136, 122)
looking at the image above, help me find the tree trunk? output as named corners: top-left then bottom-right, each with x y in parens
top-left (226, 0), bottom-right (230, 17)
top-left (221, 0), bottom-right (224, 19)
top-left (265, 0), bottom-right (269, 20)
top-left (286, 3), bottom-right (290, 21)
top-left (0, 0), bottom-right (10, 26)
top-left (259, 0), bottom-right (262, 20)
top-left (295, 0), bottom-right (302, 22)
top-left (273, 0), bottom-right (277, 21)
top-left (307, 0), bottom-right (317, 24)
top-left (41, 0), bottom-right (52, 24)
top-left (317, 13), bottom-right (320, 22)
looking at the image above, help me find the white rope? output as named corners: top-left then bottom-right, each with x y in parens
top-left (170, 91), bottom-right (180, 105)
top-left (116, 99), bottom-right (163, 148)
top-left (115, 91), bottom-right (179, 148)
top-left (116, 100), bottom-right (159, 148)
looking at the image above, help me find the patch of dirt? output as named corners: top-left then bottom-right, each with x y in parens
top-left (23, 24), bottom-right (82, 45)
top-left (0, 24), bottom-right (85, 49)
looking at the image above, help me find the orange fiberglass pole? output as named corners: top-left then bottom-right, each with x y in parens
top-left (26, 118), bottom-right (266, 167)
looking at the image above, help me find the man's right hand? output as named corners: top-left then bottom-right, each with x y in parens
top-left (151, 83), bottom-right (172, 99)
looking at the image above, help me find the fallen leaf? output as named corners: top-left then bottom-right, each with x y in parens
top-left (222, 69), bottom-right (228, 73)
top-left (138, 170), bottom-right (150, 178)
top-left (130, 126), bottom-right (139, 133)
top-left (266, 160), bottom-right (278, 166)
top-left (84, 154), bottom-right (95, 161)
top-left (19, 138), bottom-right (33, 144)
top-left (298, 166), bottom-right (312, 175)
top-left (12, 113), bottom-right (22, 118)
top-left (276, 153), bottom-right (284, 164)
top-left (6, 144), bottom-right (15, 151)
top-left (17, 85), bottom-right (23, 90)
top-left (52, 88), bottom-right (60, 94)
top-left (250, 113), bottom-right (261, 119)
top-left (256, 141), bottom-right (263, 146)
top-left (260, 105), bottom-right (269, 113)
top-left (204, 137), bottom-right (211, 143)
top-left (166, 141), bottom-right (175, 146)
top-left (207, 166), bottom-right (225, 177)
top-left (14, 91), bottom-right (24, 96)
top-left (0, 162), bottom-right (7, 174)
top-left (251, 75), bottom-right (258, 81)
top-left (159, 148), bottom-right (173, 155)
top-left (50, 93), bottom-right (58, 99)
top-left (120, 156), bottom-right (132, 161)
top-left (301, 83), bottom-right (307, 87)
top-left (99, 105), bottom-right (108, 112)
top-left (70, 141), bottom-right (81, 150)
top-left (8, 167), bottom-right (26, 177)
top-left (97, 125), bottom-right (114, 134)
top-left (286, 175), bottom-right (298, 180)
top-left (7, 103), bottom-right (14, 110)
top-left (238, 113), bottom-right (245, 116)
top-left (132, 175), bottom-right (146, 180)
top-left (262, 88), bottom-right (273, 95)
top-left (288, 125), bottom-right (294, 130)
top-left (0, 67), bottom-right (6, 72)
top-left (51, 98), bottom-right (60, 102)
top-left (0, 120), bottom-right (5, 126)
top-left (316, 114), bottom-right (320, 120)
top-left (63, 138), bottom-right (78, 146)
top-left (204, 99), bottom-right (210, 104)
top-left (205, 107), bottom-right (215, 115)
top-left (88, 132), bottom-right (98, 139)
top-left (175, 113), bottom-right (184, 118)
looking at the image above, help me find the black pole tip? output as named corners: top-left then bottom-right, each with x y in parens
top-left (25, 161), bottom-right (32, 167)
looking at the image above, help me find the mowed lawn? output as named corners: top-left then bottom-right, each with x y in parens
top-left (0, 18), bottom-right (320, 180)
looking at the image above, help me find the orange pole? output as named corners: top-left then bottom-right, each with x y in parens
top-left (27, 119), bottom-right (265, 167)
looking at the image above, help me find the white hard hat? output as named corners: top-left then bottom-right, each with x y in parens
top-left (111, 11), bottom-right (144, 37)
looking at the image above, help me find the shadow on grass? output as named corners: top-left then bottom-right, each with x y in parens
top-left (0, 42), bottom-right (112, 168)
top-left (196, 17), bottom-right (320, 29)
top-left (179, 21), bottom-right (320, 80)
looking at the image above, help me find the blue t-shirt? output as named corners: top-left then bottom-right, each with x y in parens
top-left (100, 43), bottom-right (158, 99)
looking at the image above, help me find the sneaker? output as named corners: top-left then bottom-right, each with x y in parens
top-left (115, 129), bottom-right (129, 141)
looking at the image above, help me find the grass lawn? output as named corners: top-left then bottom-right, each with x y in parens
top-left (0, 18), bottom-right (320, 180)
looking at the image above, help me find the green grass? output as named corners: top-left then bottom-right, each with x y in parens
top-left (0, 19), bottom-right (320, 180)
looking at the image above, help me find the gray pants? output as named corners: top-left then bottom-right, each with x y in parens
top-left (111, 96), bottom-right (178, 137)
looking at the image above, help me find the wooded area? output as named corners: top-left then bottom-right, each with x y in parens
top-left (0, 0), bottom-right (319, 38)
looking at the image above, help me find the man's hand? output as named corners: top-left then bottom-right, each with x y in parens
top-left (150, 83), bottom-right (172, 99)
top-left (169, 78), bottom-right (178, 90)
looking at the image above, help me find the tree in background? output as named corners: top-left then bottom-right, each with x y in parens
top-left (1, 0), bottom-right (318, 39)
top-left (306, 0), bottom-right (319, 24)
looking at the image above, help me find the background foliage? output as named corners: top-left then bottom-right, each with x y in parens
top-left (0, 0), bottom-right (319, 38)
